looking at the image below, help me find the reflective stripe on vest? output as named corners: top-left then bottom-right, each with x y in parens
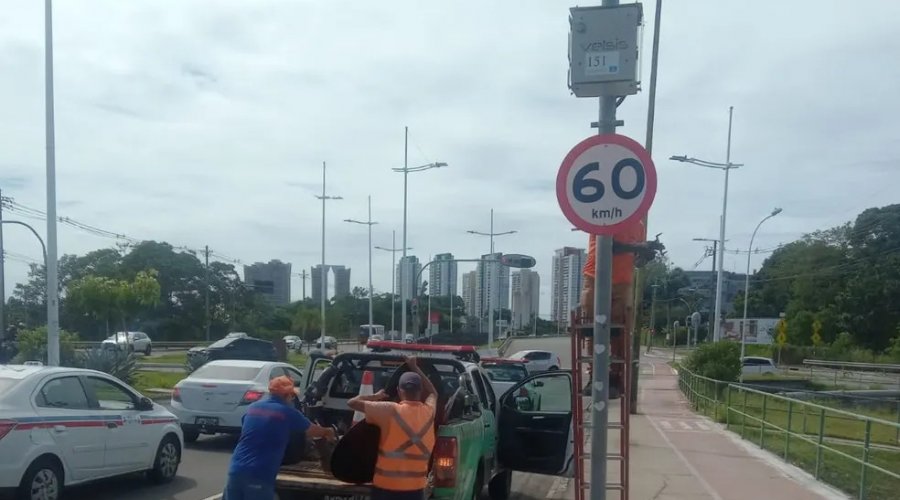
top-left (373, 404), bottom-right (435, 490)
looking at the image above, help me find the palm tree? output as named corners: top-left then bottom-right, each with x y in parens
top-left (292, 308), bottom-right (320, 345)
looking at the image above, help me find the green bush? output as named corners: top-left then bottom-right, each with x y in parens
top-left (75, 348), bottom-right (138, 384)
top-left (684, 341), bottom-right (741, 382)
top-left (13, 327), bottom-right (79, 365)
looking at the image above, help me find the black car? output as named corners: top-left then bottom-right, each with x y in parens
top-left (188, 336), bottom-right (277, 365)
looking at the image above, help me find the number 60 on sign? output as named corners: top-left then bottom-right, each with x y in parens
top-left (556, 134), bottom-right (657, 235)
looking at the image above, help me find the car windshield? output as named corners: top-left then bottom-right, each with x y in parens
top-left (190, 364), bottom-right (262, 380)
top-left (106, 333), bottom-right (128, 341)
top-left (482, 364), bottom-right (528, 382)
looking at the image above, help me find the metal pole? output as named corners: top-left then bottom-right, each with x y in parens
top-left (449, 290), bottom-right (453, 334)
top-left (740, 210), bottom-right (779, 382)
top-left (401, 127), bottom-right (409, 337)
top-left (367, 196), bottom-right (374, 338)
top-left (591, 0), bottom-right (617, 488)
top-left (391, 230), bottom-right (397, 334)
top-left (488, 209), bottom-right (494, 348)
top-left (647, 284), bottom-right (658, 352)
top-left (0, 188), bottom-right (5, 340)
top-left (712, 107), bottom-right (734, 342)
top-left (321, 162), bottom-right (327, 346)
top-left (204, 245), bottom-right (210, 341)
top-left (44, 0), bottom-right (60, 366)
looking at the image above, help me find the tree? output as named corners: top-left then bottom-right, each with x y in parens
top-left (292, 307), bottom-right (321, 343)
top-left (68, 270), bottom-right (161, 336)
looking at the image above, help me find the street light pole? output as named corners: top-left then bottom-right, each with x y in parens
top-left (344, 196), bottom-right (378, 339)
top-left (375, 232), bottom-right (411, 336)
top-left (44, 0), bottom-right (60, 366)
top-left (393, 127), bottom-right (447, 338)
top-left (740, 208), bottom-right (782, 382)
top-left (316, 162), bottom-right (342, 348)
top-left (467, 209), bottom-right (517, 348)
top-left (671, 107), bottom-right (741, 342)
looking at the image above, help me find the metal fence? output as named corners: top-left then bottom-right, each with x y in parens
top-left (678, 367), bottom-right (900, 500)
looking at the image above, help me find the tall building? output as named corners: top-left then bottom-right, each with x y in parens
top-left (310, 264), bottom-right (352, 303)
top-left (476, 252), bottom-right (510, 325)
top-left (429, 253), bottom-right (458, 297)
top-left (397, 255), bottom-right (423, 301)
top-left (511, 269), bottom-right (540, 330)
top-left (244, 260), bottom-right (292, 306)
top-left (461, 270), bottom-right (478, 317)
top-left (551, 247), bottom-right (586, 327)
top-left (331, 265), bottom-right (351, 298)
top-left (684, 270), bottom-right (747, 317)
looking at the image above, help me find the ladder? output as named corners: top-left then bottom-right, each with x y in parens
top-left (570, 311), bottom-right (631, 500)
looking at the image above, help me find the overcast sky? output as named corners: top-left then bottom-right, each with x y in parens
top-left (2, 0), bottom-right (899, 317)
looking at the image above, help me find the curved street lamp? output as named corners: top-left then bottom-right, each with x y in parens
top-left (740, 207), bottom-right (783, 382)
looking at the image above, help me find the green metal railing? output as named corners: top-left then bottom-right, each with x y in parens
top-left (678, 367), bottom-right (900, 500)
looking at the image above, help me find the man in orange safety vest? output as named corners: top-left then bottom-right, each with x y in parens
top-left (347, 356), bottom-right (437, 500)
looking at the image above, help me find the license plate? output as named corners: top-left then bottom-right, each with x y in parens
top-left (195, 417), bottom-right (218, 426)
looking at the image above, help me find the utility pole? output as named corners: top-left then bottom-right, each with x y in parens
top-left (647, 283), bottom-right (659, 353)
top-left (0, 188), bottom-right (5, 340)
top-left (316, 162), bottom-right (342, 346)
top-left (467, 208), bottom-right (517, 347)
top-left (299, 270), bottom-right (308, 301)
top-left (204, 245), bottom-right (210, 341)
top-left (344, 196), bottom-right (378, 338)
top-left (375, 230), bottom-right (410, 335)
top-left (44, 0), bottom-right (61, 366)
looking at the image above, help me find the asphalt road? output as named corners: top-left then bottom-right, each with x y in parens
top-left (67, 337), bottom-right (573, 500)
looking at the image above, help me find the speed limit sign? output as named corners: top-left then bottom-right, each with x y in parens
top-left (556, 134), bottom-right (657, 235)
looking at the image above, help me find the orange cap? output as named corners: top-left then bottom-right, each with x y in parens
top-left (268, 375), bottom-right (295, 398)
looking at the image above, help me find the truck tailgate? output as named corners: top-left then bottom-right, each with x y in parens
top-left (276, 461), bottom-right (371, 498)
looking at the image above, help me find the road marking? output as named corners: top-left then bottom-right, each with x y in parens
top-left (654, 418), bottom-right (712, 433)
top-left (546, 476), bottom-right (567, 498)
top-left (678, 421), bottom-right (692, 430)
top-left (200, 495), bottom-right (222, 500)
top-left (695, 421), bottom-right (712, 431)
top-left (659, 420), bottom-right (673, 430)
top-left (646, 416), bottom-right (724, 500)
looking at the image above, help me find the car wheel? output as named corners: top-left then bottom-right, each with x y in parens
top-left (488, 469), bottom-right (512, 500)
top-left (148, 435), bottom-right (181, 483)
top-left (18, 456), bottom-right (63, 500)
top-left (144, 345), bottom-right (152, 356)
top-left (182, 427), bottom-right (200, 443)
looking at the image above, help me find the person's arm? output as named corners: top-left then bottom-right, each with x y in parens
top-left (406, 356), bottom-right (437, 403)
top-left (347, 389), bottom-right (389, 413)
top-left (287, 406), bottom-right (336, 442)
top-left (306, 423), bottom-right (336, 442)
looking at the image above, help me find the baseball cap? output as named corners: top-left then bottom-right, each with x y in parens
top-left (399, 372), bottom-right (422, 392)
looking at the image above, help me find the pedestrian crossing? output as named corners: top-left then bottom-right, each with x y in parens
top-left (653, 417), bottom-right (714, 433)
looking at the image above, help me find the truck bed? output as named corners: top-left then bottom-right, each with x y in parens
top-left (276, 460), bottom-right (372, 497)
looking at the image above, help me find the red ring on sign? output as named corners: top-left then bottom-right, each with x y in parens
top-left (556, 134), bottom-right (657, 235)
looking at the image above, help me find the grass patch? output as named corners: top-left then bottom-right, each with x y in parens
top-left (728, 427), bottom-right (900, 499)
top-left (288, 352), bottom-right (309, 368)
top-left (132, 371), bottom-right (184, 393)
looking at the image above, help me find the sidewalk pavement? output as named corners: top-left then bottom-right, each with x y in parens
top-left (549, 350), bottom-right (847, 500)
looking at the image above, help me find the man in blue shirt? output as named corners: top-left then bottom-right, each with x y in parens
top-left (224, 375), bottom-right (336, 499)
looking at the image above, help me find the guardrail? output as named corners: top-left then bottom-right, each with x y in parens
top-left (678, 367), bottom-right (900, 500)
top-left (802, 360), bottom-right (900, 373)
top-left (72, 339), bottom-right (360, 351)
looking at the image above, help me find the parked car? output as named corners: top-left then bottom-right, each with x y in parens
top-left (403, 333), bottom-right (415, 344)
top-left (187, 336), bottom-right (277, 367)
top-left (0, 364), bottom-right (183, 500)
top-left (741, 356), bottom-right (777, 375)
top-left (507, 349), bottom-right (561, 373)
top-left (170, 360), bottom-right (304, 442)
top-left (283, 335), bottom-right (302, 350)
top-left (101, 331), bottom-right (152, 355)
top-left (314, 336), bottom-right (337, 349)
top-left (367, 334), bottom-right (384, 344)
top-left (480, 357), bottom-right (530, 396)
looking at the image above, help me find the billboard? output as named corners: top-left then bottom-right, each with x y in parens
top-left (721, 318), bottom-right (779, 344)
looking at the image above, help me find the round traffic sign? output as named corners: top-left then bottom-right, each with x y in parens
top-left (556, 134), bottom-right (657, 235)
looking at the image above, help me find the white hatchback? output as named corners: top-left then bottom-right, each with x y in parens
top-left (0, 365), bottom-right (183, 500)
top-left (741, 356), bottom-right (778, 375)
top-left (507, 350), bottom-right (562, 373)
top-left (170, 360), bottom-right (304, 442)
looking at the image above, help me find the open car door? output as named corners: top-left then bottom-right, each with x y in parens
top-left (303, 356), bottom-right (333, 390)
top-left (497, 371), bottom-right (575, 477)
